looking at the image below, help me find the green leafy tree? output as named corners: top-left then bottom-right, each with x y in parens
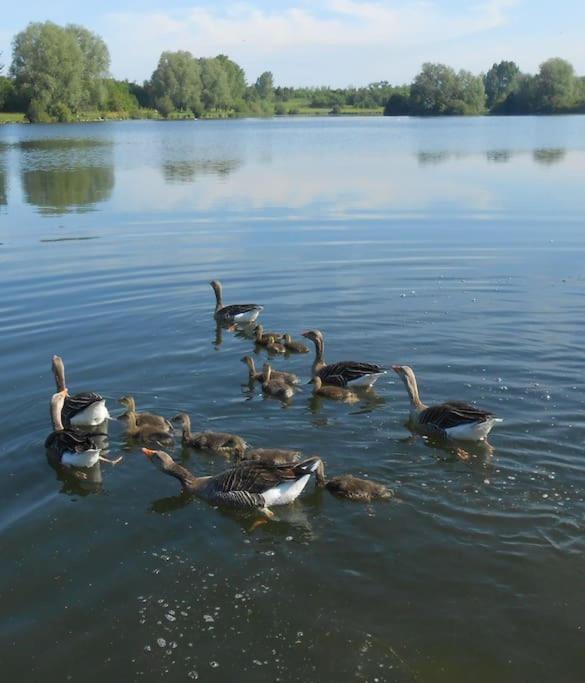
top-left (150, 51), bottom-right (202, 115)
top-left (216, 55), bottom-right (246, 101)
top-left (409, 63), bottom-right (485, 115)
top-left (534, 58), bottom-right (576, 112)
top-left (484, 61), bottom-right (520, 109)
top-left (11, 21), bottom-right (109, 121)
top-left (254, 71), bottom-right (274, 100)
top-left (199, 58), bottom-right (231, 111)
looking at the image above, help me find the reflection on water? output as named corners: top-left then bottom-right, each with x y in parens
top-left (19, 137), bottom-right (114, 215)
top-left (486, 149), bottom-right (513, 163)
top-left (162, 159), bottom-right (242, 184)
top-left (533, 147), bottom-right (566, 165)
top-left (0, 142), bottom-right (6, 206)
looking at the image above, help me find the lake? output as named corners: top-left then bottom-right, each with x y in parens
top-left (1, 116), bottom-right (585, 682)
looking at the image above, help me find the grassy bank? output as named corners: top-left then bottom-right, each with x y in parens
top-left (0, 112), bottom-right (27, 123)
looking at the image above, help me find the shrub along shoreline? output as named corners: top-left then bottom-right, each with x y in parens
top-left (1, 21), bottom-right (584, 124)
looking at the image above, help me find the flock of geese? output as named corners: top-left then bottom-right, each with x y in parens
top-left (45, 279), bottom-right (501, 520)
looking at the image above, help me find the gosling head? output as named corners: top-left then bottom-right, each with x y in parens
top-left (241, 355), bottom-right (254, 370)
top-left (262, 363), bottom-right (272, 382)
top-left (118, 395), bottom-right (135, 409)
top-left (171, 413), bottom-right (189, 425)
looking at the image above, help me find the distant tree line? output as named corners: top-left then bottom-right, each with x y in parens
top-left (384, 59), bottom-right (585, 116)
top-left (1, 21), bottom-right (584, 122)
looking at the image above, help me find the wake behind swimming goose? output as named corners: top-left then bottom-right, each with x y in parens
top-left (210, 280), bottom-right (263, 323)
top-left (302, 330), bottom-right (387, 388)
top-left (52, 355), bottom-right (110, 427)
top-left (392, 365), bottom-right (501, 441)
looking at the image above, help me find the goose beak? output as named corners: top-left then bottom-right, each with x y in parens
top-left (391, 365), bottom-right (401, 374)
top-left (142, 448), bottom-right (157, 458)
top-left (301, 331), bottom-right (310, 338)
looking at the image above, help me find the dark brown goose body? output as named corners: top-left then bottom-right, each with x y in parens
top-left (302, 330), bottom-right (386, 387)
top-left (210, 280), bottom-right (263, 323)
top-left (144, 449), bottom-right (322, 510)
top-left (254, 325), bottom-right (284, 343)
top-left (262, 364), bottom-right (295, 400)
top-left (45, 425), bottom-right (98, 456)
top-left (173, 413), bottom-right (247, 456)
top-left (313, 376), bottom-right (359, 403)
top-left (52, 355), bottom-right (109, 426)
top-left (124, 410), bottom-right (174, 445)
top-left (417, 401), bottom-right (495, 430)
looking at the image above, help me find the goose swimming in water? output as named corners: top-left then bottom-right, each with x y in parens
top-left (172, 413), bottom-right (248, 457)
top-left (45, 390), bottom-right (120, 468)
top-left (392, 365), bottom-right (501, 441)
top-left (143, 448), bottom-right (322, 516)
top-left (302, 330), bottom-right (386, 388)
top-left (210, 280), bottom-right (263, 323)
top-left (262, 364), bottom-right (295, 401)
top-left (241, 355), bottom-right (300, 386)
top-left (52, 355), bottom-right (110, 427)
top-left (313, 376), bottom-right (359, 403)
top-left (118, 395), bottom-right (172, 430)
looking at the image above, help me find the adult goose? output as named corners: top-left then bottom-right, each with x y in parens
top-left (173, 413), bottom-right (248, 457)
top-left (45, 390), bottom-right (119, 467)
top-left (302, 330), bottom-right (386, 388)
top-left (210, 280), bottom-right (263, 323)
top-left (392, 365), bottom-right (501, 441)
top-left (143, 448), bottom-right (322, 516)
top-left (241, 356), bottom-right (300, 386)
top-left (118, 395), bottom-right (172, 430)
top-left (52, 355), bottom-right (110, 427)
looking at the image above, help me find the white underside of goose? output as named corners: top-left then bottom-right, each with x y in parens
top-left (348, 372), bottom-right (386, 388)
top-left (444, 418), bottom-right (502, 441)
top-left (61, 448), bottom-right (101, 468)
top-left (69, 400), bottom-right (110, 426)
top-left (262, 474), bottom-right (312, 507)
top-left (232, 309), bottom-right (261, 323)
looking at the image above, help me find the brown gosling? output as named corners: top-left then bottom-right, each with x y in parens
top-left (241, 356), bottom-right (300, 385)
top-left (118, 395), bottom-right (172, 430)
top-left (172, 413), bottom-right (247, 457)
top-left (262, 364), bottom-right (295, 401)
top-left (254, 324), bottom-right (283, 345)
top-left (282, 334), bottom-right (309, 354)
top-left (238, 448), bottom-right (302, 465)
top-left (124, 410), bottom-right (174, 445)
top-left (320, 474), bottom-right (393, 502)
top-left (313, 376), bottom-right (359, 403)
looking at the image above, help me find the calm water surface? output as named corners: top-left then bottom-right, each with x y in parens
top-left (1, 116), bottom-right (585, 682)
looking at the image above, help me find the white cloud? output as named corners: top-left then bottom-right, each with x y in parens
top-left (103, 1), bottom-right (516, 83)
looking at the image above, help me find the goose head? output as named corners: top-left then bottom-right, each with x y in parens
top-left (142, 448), bottom-right (175, 472)
top-left (301, 330), bottom-right (323, 344)
top-left (118, 395), bottom-right (136, 411)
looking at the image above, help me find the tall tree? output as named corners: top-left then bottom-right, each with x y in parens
top-left (254, 71), bottom-right (274, 100)
top-left (11, 21), bottom-right (109, 121)
top-left (534, 58), bottom-right (576, 112)
top-left (484, 61), bottom-right (520, 109)
top-left (150, 51), bottom-right (202, 115)
top-left (199, 58), bottom-right (231, 111)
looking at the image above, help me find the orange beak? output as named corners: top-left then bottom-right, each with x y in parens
top-left (391, 365), bottom-right (402, 374)
top-left (142, 448), bottom-right (157, 457)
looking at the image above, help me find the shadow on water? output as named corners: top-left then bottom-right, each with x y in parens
top-left (18, 137), bottom-right (114, 215)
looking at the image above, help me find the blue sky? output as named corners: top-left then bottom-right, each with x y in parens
top-left (1, 1), bottom-right (583, 86)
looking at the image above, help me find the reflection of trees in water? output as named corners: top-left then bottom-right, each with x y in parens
top-left (162, 158), bottom-right (242, 184)
top-left (533, 148), bottom-right (566, 166)
top-left (486, 149), bottom-right (513, 163)
top-left (417, 150), bottom-right (451, 166)
top-left (19, 137), bottom-right (114, 215)
top-left (0, 142), bottom-right (7, 206)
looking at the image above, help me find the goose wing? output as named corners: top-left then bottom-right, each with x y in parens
top-left (45, 428), bottom-right (97, 454)
top-left (319, 361), bottom-right (386, 387)
top-left (62, 392), bottom-right (103, 423)
top-left (419, 401), bottom-right (494, 430)
top-left (218, 304), bottom-right (262, 318)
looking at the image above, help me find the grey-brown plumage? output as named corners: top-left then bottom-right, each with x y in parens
top-left (172, 413), bottom-right (247, 457)
top-left (118, 395), bottom-right (172, 430)
top-left (210, 280), bottom-right (263, 322)
top-left (52, 355), bottom-right (107, 426)
top-left (143, 449), bottom-right (322, 511)
top-left (254, 325), bottom-right (284, 343)
top-left (45, 390), bottom-right (100, 465)
top-left (124, 409), bottom-right (174, 445)
top-left (302, 330), bottom-right (386, 387)
top-left (282, 334), bottom-right (309, 354)
top-left (321, 475), bottom-right (393, 502)
top-left (262, 364), bottom-right (295, 400)
top-left (241, 356), bottom-right (300, 386)
top-left (313, 376), bottom-right (359, 403)
top-left (239, 448), bottom-right (302, 465)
